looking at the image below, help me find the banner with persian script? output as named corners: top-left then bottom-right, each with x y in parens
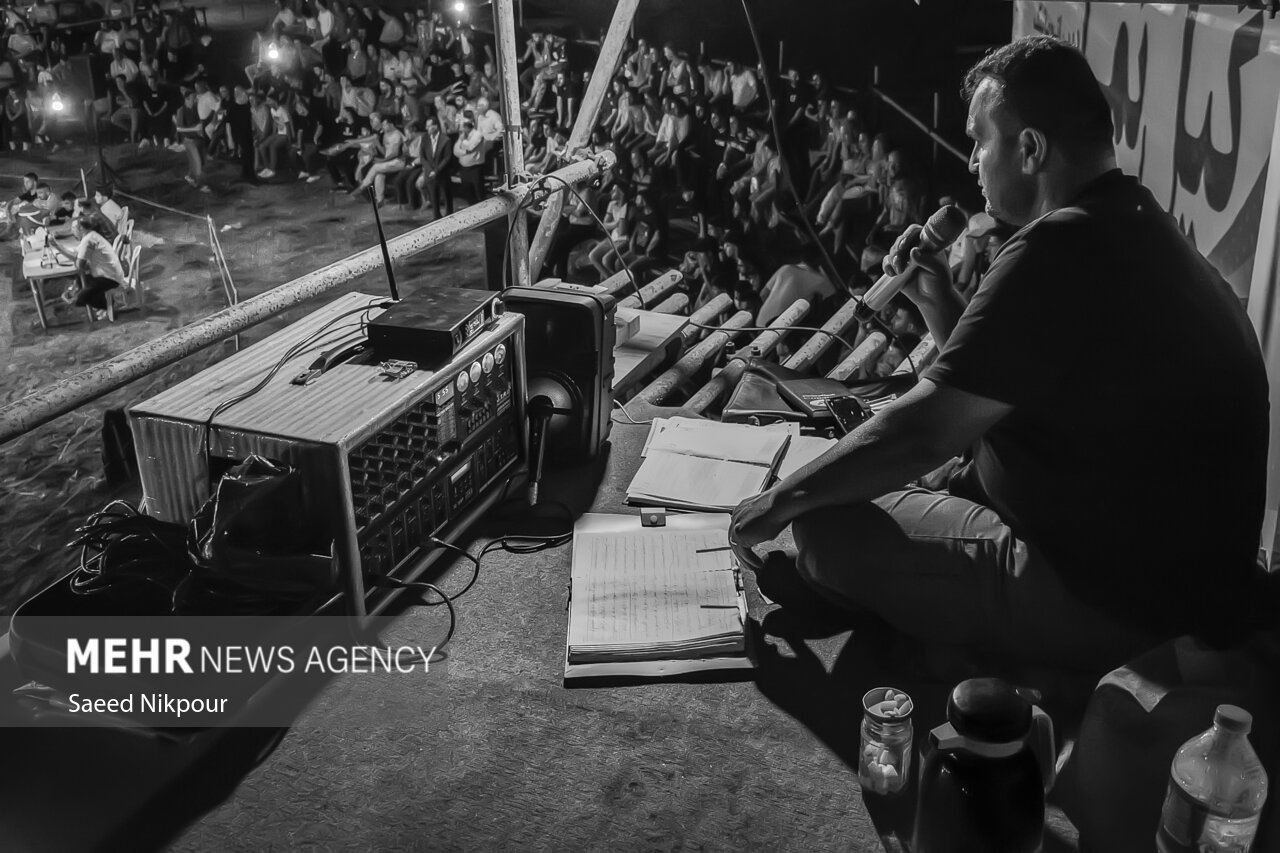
top-left (1013, 2), bottom-right (1280, 300)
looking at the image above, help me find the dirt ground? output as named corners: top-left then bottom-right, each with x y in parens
top-left (0, 86), bottom-right (491, 621)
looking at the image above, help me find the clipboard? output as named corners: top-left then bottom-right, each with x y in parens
top-left (564, 512), bottom-right (754, 683)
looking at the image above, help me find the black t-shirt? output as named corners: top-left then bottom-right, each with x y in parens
top-left (925, 169), bottom-right (1268, 641)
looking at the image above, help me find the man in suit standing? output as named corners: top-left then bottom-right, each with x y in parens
top-left (416, 113), bottom-right (454, 220)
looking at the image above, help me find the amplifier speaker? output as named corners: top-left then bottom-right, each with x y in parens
top-left (502, 286), bottom-right (616, 464)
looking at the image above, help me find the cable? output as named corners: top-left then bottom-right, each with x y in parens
top-left (612, 397), bottom-right (653, 425)
top-left (538, 172), bottom-right (647, 309)
top-left (424, 535), bottom-right (482, 601)
top-left (200, 298), bottom-right (389, 463)
top-left (499, 171), bottom-right (648, 310)
top-left (367, 576), bottom-right (457, 648)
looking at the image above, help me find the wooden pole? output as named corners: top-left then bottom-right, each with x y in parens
top-left (492, 0), bottom-right (529, 289)
top-left (527, 0), bottom-right (640, 279)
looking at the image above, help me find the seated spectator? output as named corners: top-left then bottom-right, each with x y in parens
top-left (523, 116), bottom-right (549, 172)
top-left (586, 182), bottom-right (633, 278)
top-left (93, 186), bottom-right (125, 230)
top-left (321, 106), bottom-right (369, 190)
top-left (732, 281), bottom-right (763, 322)
top-left (352, 111), bottom-right (406, 203)
top-left (756, 242), bottom-right (838, 327)
top-left (256, 95), bottom-right (294, 180)
top-left (108, 74), bottom-right (142, 144)
top-left (53, 216), bottom-right (127, 319)
top-left (617, 190), bottom-right (667, 275)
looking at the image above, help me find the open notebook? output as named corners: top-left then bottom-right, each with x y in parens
top-left (565, 513), bottom-right (753, 681)
top-left (626, 418), bottom-right (794, 512)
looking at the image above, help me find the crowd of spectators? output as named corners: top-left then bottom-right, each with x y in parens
top-left (0, 0), bottom-right (1008, 368)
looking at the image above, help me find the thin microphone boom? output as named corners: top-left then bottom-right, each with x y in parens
top-left (855, 204), bottom-right (968, 319)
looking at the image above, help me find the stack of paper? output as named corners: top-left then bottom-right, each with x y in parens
top-left (626, 418), bottom-right (793, 512)
top-left (566, 513), bottom-right (752, 680)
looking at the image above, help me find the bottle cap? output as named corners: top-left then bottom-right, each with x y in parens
top-left (1214, 704), bottom-right (1252, 734)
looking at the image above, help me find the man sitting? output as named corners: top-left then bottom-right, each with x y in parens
top-left (730, 36), bottom-right (1275, 675)
top-left (54, 215), bottom-right (127, 319)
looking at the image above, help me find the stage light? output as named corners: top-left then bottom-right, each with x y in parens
top-left (50, 92), bottom-right (64, 112)
top-left (267, 41), bottom-right (280, 61)
top-left (453, 2), bottom-right (465, 12)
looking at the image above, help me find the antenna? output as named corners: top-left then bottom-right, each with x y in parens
top-left (368, 187), bottom-right (401, 302)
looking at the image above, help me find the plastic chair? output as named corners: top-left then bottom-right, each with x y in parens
top-left (119, 218), bottom-right (134, 244)
top-left (111, 232), bottom-right (125, 259)
top-left (117, 205), bottom-right (130, 231)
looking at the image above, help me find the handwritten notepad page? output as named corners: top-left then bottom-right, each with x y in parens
top-left (775, 436), bottom-right (838, 482)
top-left (567, 513), bottom-right (744, 665)
top-left (628, 419), bottom-right (792, 512)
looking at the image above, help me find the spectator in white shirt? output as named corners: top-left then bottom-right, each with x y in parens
top-left (56, 216), bottom-right (126, 317)
top-left (93, 186), bottom-right (124, 229)
top-left (727, 60), bottom-right (758, 112)
top-left (452, 114), bottom-right (486, 202)
top-left (474, 96), bottom-right (504, 145)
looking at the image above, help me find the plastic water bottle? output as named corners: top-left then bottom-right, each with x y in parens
top-left (1156, 704), bottom-right (1269, 852)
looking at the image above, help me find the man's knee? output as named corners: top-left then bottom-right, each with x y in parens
top-left (792, 502), bottom-right (903, 601)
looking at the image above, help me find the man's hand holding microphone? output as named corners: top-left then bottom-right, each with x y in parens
top-left (729, 205), bottom-right (967, 576)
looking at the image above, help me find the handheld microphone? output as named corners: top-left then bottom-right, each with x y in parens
top-left (854, 205), bottom-right (968, 320)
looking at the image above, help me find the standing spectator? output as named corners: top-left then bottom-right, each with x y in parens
top-left (728, 60), bottom-right (759, 113)
top-left (416, 113), bottom-right (454, 219)
top-left (4, 87), bottom-right (32, 151)
top-left (174, 89), bottom-right (209, 191)
top-left (141, 74), bottom-right (172, 148)
top-left (452, 113), bottom-right (486, 203)
top-left (227, 84), bottom-right (257, 183)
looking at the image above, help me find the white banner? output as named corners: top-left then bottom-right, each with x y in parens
top-left (1014, 2), bottom-right (1280, 299)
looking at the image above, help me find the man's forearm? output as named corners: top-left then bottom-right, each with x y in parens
top-left (773, 397), bottom-right (954, 522)
top-left (914, 289), bottom-right (966, 349)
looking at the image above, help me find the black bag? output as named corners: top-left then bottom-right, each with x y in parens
top-left (722, 359), bottom-right (916, 425)
top-left (183, 455), bottom-right (337, 612)
top-left (101, 407), bottom-right (138, 486)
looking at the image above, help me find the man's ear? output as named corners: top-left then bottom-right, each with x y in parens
top-left (1018, 127), bottom-right (1048, 175)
